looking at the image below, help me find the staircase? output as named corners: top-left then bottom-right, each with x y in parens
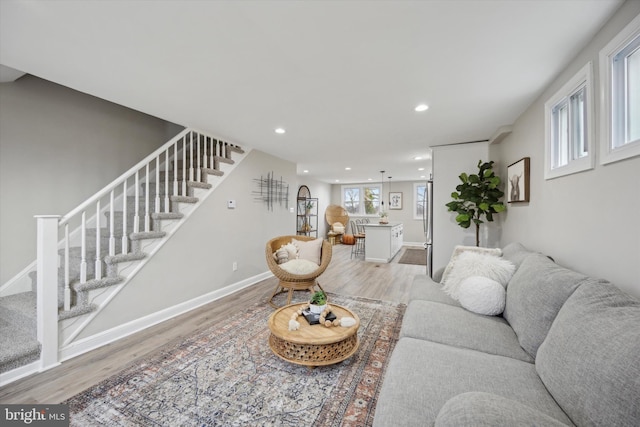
top-left (0, 128), bottom-right (247, 381)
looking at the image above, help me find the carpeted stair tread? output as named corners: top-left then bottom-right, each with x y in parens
top-left (104, 252), bottom-right (146, 264)
top-left (0, 291), bottom-right (40, 373)
top-left (228, 146), bottom-right (245, 154)
top-left (188, 181), bottom-right (212, 190)
top-left (215, 156), bottom-right (234, 166)
top-left (170, 195), bottom-right (198, 204)
top-left (72, 276), bottom-right (125, 292)
top-left (129, 231), bottom-right (167, 241)
top-left (58, 304), bottom-right (97, 321)
top-left (151, 212), bottom-right (183, 220)
top-left (202, 167), bottom-right (224, 177)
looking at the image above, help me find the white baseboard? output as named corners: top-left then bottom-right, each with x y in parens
top-left (0, 361), bottom-right (40, 387)
top-left (59, 271), bottom-right (272, 362)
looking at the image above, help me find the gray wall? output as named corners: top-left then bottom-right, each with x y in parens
top-left (491, 0), bottom-right (640, 297)
top-left (78, 149), bottom-right (297, 337)
top-left (0, 76), bottom-right (180, 284)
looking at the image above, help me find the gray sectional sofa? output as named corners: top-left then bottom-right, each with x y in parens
top-left (374, 243), bottom-right (640, 426)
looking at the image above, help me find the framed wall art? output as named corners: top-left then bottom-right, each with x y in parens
top-left (507, 157), bottom-right (530, 203)
top-left (389, 192), bottom-right (403, 209)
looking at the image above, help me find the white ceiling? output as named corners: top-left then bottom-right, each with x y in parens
top-left (0, 0), bottom-right (623, 183)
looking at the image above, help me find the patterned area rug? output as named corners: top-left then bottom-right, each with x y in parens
top-left (64, 293), bottom-right (406, 426)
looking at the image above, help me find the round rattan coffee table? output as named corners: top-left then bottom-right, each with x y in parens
top-left (268, 303), bottom-right (360, 367)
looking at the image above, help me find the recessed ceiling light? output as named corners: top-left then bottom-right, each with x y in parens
top-left (335, 179), bottom-right (340, 182)
top-left (418, 167), bottom-right (425, 171)
top-left (415, 104), bottom-right (429, 112)
top-left (414, 156), bottom-right (423, 160)
top-left (303, 170), bottom-right (309, 173)
top-left (420, 175), bottom-right (426, 178)
top-left (275, 127), bottom-right (286, 134)
top-left (345, 167), bottom-right (351, 171)
top-left (367, 178), bottom-right (372, 181)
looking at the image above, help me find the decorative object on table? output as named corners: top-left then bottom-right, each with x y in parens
top-left (379, 210), bottom-right (389, 224)
top-left (252, 171), bottom-right (289, 211)
top-left (389, 192), bottom-right (402, 209)
top-left (65, 294), bottom-right (405, 427)
top-left (507, 157), bottom-right (530, 203)
top-left (265, 235), bottom-right (332, 308)
top-left (309, 290), bottom-right (327, 314)
top-left (445, 160), bottom-right (506, 247)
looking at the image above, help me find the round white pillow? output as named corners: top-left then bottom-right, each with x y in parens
top-left (458, 276), bottom-right (506, 316)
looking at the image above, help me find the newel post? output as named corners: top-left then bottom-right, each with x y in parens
top-left (35, 215), bottom-right (61, 371)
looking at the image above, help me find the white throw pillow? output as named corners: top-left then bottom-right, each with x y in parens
top-left (441, 245), bottom-right (502, 285)
top-left (441, 251), bottom-right (516, 301)
top-left (292, 238), bottom-right (323, 265)
top-left (458, 276), bottom-right (506, 316)
top-left (282, 242), bottom-right (298, 260)
top-left (279, 259), bottom-right (319, 275)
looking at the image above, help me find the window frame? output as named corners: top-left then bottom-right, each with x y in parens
top-left (599, 14), bottom-right (640, 165)
top-left (341, 184), bottom-right (381, 216)
top-left (544, 62), bottom-right (594, 180)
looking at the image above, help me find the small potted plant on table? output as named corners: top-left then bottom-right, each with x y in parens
top-left (309, 290), bottom-right (327, 314)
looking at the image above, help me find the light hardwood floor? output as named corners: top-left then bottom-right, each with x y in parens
top-left (0, 244), bottom-right (426, 403)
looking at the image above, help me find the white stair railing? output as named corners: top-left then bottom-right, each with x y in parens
top-left (34, 128), bottom-right (243, 369)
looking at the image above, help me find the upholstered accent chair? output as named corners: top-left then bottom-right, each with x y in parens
top-left (265, 235), bottom-right (332, 308)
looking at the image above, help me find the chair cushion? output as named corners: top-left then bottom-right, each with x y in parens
top-left (279, 259), bottom-right (319, 275)
top-left (536, 280), bottom-right (640, 427)
top-left (292, 238), bottom-right (323, 265)
top-left (332, 222), bottom-right (345, 234)
top-left (503, 253), bottom-right (588, 359)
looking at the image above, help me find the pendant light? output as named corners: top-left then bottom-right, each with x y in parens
top-left (380, 170), bottom-right (385, 211)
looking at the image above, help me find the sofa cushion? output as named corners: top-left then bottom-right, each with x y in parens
top-left (441, 251), bottom-right (516, 300)
top-left (536, 281), bottom-right (640, 427)
top-left (372, 338), bottom-right (572, 427)
top-left (408, 275), bottom-right (461, 307)
top-left (458, 276), bottom-right (505, 316)
top-left (400, 300), bottom-right (533, 363)
top-left (435, 392), bottom-right (570, 427)
top-left (503, 253), bottom-right (588, 359)
top-left (500, 242), bottom-right (535, 270)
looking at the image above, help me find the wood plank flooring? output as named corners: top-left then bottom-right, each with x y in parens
top-left (0, 244), bottom-right (425, 404)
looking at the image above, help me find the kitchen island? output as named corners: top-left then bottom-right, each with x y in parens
top-left (362, 222), bottom-right (403, 263)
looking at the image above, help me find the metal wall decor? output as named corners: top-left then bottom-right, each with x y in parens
top-left (253, 171), bottom-right (289, 210)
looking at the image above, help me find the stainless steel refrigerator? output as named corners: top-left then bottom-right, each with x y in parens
top-left (423, 180), bottom-right (434, 277)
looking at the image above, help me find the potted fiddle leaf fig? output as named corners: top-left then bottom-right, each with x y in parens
top-left (445, 160), bottom-right (506, 247)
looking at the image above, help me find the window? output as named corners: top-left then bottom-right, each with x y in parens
top-left (414, 183), bottom-right (427, 219)
top-left (544, 62), bottom-right (594, 179)
top-left (341, 184), bottom-right (381, 216)
top-left (600, 14), bottom-right (640, 164)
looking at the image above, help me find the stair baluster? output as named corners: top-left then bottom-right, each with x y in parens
top-left (109, 190), bottom-right (116, 256)
top-left (80, 212), bottom-right (87, 284)
top-left (144, 164), bottom-right (150, 232)
top-left (164, 149), bottom-right (170, 214)
top-left (94, 200), bottom-right (102, 280)
top-left (122, 180), bottom-right (128, 254)
top-left (64, 224), bottom-right (71, 311)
